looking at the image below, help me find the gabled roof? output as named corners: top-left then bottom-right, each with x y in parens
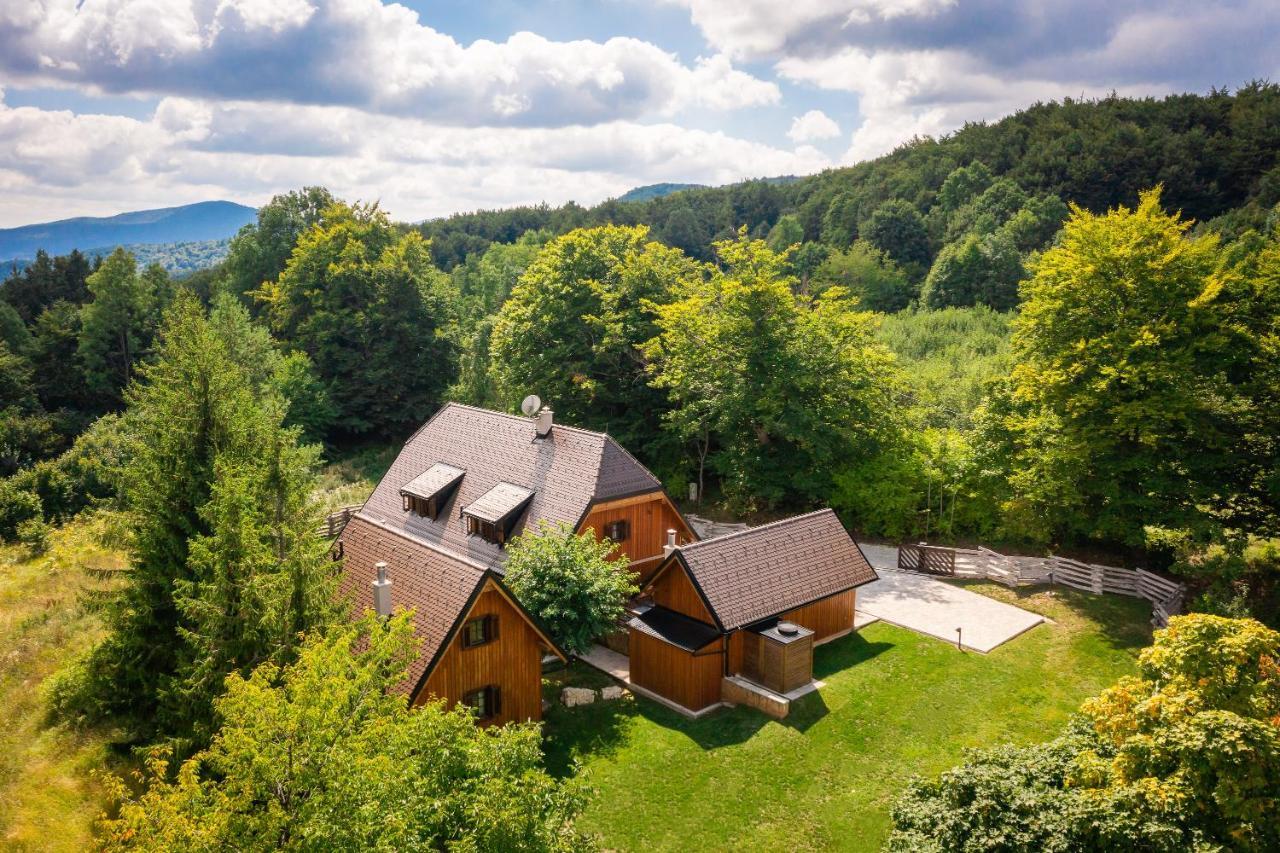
top-left (336, 516), bottom-right (486, 695)
top-left (360, 403), bottom-right (664, 570)
top-left (463, 482), bottom-right (534, 524)
top-left (336, 515), bottom-right (565, 698)
top-left (400, 462), bottom-right (465, 502)
top-left (661, 508), bottom-right (878, 631)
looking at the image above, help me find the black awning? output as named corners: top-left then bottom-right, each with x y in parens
top-left (628, 606), bottom-right (721, 653)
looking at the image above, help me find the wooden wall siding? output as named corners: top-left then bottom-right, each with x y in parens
top-left (782, 589), bottom-right (856, 643)
top-left (727, 629), bottom-right (745, 675)
top-left (417, 580), bottom-right (546, 726)
top-left (578, 492), bottom-right (693, 580)
top-left (649, 562), bottom-right (715, 625)
top-left (628, 628), bottom-right (724, 712)
top-left (737, 632), bottom-right (812, 693)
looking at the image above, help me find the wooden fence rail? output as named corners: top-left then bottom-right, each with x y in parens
top-left (317, 505), bottom-right (362, 539)
top-left (896, 541), bottom-right (1185, 628)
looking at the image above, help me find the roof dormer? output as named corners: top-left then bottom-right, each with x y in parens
top-left (462, 481), bottom-right (534, 546)
top-left (400, 462), bottom-right (465, 520)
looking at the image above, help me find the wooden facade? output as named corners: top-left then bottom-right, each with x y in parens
top-left (648, 558), bottom-right (715, 624)
top-left (416, 579), bottom-right (552, 726)
top-left (781, 589), bottom-right (857, 644)
top-left (628, 628), bottom-right (725, 712)
top-left (578, 492), bottom-right (695, 583)
top-left (741, 632), bottom-right (813, 694)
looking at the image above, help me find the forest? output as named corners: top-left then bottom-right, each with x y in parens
top-left (0, 83), bottom-right (1278, 849)
top-left (3, 85), bottom-right (1279, 623)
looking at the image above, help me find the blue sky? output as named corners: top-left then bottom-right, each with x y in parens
top-left (0, 0), bottom-right (1276, 227)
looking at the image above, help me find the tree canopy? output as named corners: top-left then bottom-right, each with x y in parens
top-left (99, 613), bottom-right (591, 851)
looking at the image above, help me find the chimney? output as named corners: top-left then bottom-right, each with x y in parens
top-left (663, 528), bottom-right (677, 558)
top-left (535, 406), bottom-right (554, 438)
top-left (372, 561), bottom-right (392, 618)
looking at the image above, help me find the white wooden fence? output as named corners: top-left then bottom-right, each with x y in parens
top-left (902, 543), bottom-right (1185, 627)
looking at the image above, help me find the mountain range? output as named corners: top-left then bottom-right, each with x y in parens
top-left (0, 201), bottom-right (257, 264)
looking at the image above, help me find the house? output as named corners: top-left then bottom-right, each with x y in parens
top-left (627, 509), bottom-right (879, 716)
top-left (335, 402), bottom-right (695, 725)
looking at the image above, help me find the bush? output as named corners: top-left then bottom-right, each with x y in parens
top-left (16, 516), bottom-right (51, 555)
top-left (0, 480), bottom-right (41, 541)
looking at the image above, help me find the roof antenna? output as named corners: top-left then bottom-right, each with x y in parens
top-left (521, 395), bottom-right (542, 417)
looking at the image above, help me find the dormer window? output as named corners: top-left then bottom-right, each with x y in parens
top-left (400, 462), bottom-right (465, 521)
top-left (462, 482), bottom-right (534, 546)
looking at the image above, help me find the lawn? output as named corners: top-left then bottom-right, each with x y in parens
top-left (543, 584), bottom-right (1152, 852)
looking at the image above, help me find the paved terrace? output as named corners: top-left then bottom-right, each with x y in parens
top-left (854, 542), bottom-right (1045, 653)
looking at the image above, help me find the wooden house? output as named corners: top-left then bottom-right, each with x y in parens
top-left (628, 509), bottom-right (879, 715)
top-left (335, 402), bottom-right (694, 725)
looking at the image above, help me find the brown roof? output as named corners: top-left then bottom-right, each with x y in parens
top-left (360, 403), bottom-right (663, 570)
top-left (668, 509), bottom-right (878, 631)
top-left (463, 482), bottom-right (534, 524)
top-left (336, 515), bottom-right (488, 695)
top-left (400, 462), bottom-right (465, 501)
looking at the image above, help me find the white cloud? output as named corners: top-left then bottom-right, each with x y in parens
top-left (662, 0), bottom-right (956, 60)
top-left (787, 109), bottom-right (840, 142)
top-left (0, 0), bottom-right (778, 126)
top-left (0, 93), bottom-right (831, 226)
top-left (670, 0), bottom-right (1280, 164)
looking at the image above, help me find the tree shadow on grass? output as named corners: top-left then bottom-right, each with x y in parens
top-left (542, 695), bottom-right (642, 778)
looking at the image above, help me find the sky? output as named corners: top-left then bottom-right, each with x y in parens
top-left (0, 0), bottom-right (1277, 227)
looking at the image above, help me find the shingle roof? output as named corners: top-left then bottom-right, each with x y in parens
top-left (336, 516), bottom-right (486, 695)
top-left (628, 605), bottom-right (722, 652)
top-left (400, 462), bottom-right (465, 501)
top-left (463, 482), bottom-right (534, 524)
top-left (672, 508), bottom-right (878, 631)
top-left (360, 403), bottom-right (663, 570)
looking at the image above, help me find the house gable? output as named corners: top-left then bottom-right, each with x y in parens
top-left (642, 555), bottom-right (720, 629)
top-left (417, 575), bottom-right (564, 726)
top-left (577, 490), bottom-right (697, 581)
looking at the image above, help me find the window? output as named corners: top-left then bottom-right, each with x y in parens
top-left (462, 685), bottom-right (501, 720)
top-left (466, 515), bottom-right (504, 545)
top-left (603, 519), bottom-right (629, 543)
top-left (462, 614), bottom-right (498, 648)
top-left (403, 494), bottom-right (440, 520)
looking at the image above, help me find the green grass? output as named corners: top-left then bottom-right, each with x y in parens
top-left (543, 584), bottom-right (1151, 852)
top-left (0, 514), bottom-right (128, 850)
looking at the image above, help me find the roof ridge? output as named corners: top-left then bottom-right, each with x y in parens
top-left (678, 508), bottom-right (837, 552)
top-left (442, 400), bottom-right (610, 443)
top-left (350, 511), bottom-right (490, 573)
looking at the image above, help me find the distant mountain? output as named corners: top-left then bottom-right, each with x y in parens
top-left (0, 201), bottom-right (256, 262)
top-left (617, 183), bottom-right (705, 203)
top-left (2, 238), bottom-right (233, 277)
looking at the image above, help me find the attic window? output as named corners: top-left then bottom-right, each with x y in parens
top-left (462, 614), bottom-right (498, 648)
top-left (462, 482), bottom-right (534, 547)
top-left (400, 463), bottom-right (465, 520)
top-left (462, 685), bottom-right (501, 720)
top-left (604, 519), bottom-right (629, 543)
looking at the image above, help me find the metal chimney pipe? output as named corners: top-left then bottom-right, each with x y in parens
top-left (372, 561), bottom-right (392, 618)
top-left (535, 406), bottom-right (554, 438)
top-left (662, 528), bottom-right (677, 558)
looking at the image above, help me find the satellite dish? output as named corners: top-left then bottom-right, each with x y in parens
top-left (521, 395), bottom-right (542, 417)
